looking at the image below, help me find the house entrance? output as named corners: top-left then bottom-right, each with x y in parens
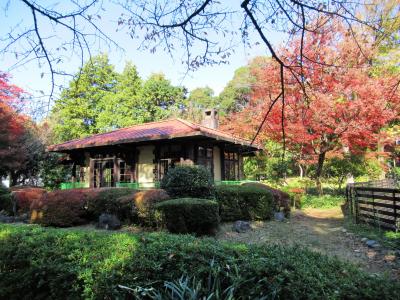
top-left (93, 158), bottom-right (115, 187)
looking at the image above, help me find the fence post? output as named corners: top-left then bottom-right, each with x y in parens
top-left (354, 187), bottom-right (359, 224)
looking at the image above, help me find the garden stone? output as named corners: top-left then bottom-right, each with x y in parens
top-left (98, 214), bottom-right (121, 230)
top-left (232, 221), bottom-right (251, 233)
top-left (274, 212), bottom-right (285, 222)
top-left (0, 214), bottom-right (14, 223)
top-left (366, 240), bottom-right (378, 248)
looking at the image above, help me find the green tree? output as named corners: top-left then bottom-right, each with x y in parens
top-left (218, 57), bottom-right (269, 115)
top-left (52, 54), bottom-right (119, 141)
top-left (96, 62), bottom-right (143, 130)
top-left (139, 73), bottom-right (186, 121)
top-left (184, 86), bottom-right (216, 122)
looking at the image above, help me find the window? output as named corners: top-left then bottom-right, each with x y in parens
top-left (224, 151), bottom-right (239, 180)
top-left (119, 160), bottom-right (131, 182)
top-left (74, 165), bottom-right (85, 182)
top-left (197, 146), bottom-right (213, 175)
top-left (157, 145), bottom-right (183, 180)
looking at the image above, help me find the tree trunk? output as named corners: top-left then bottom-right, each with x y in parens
top-left (299, 164), bottom-right (304, 178)
top-left (9, 171), bottom-right (18, 187)
top-left (315, 152), bottom-right (326, 195)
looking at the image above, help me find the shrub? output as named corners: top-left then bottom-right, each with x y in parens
top-left (133, 189), bottom-right (170, 225)
top-left (241, 182), bottom-right (291, 216)
top-left (1, 224), bottom-right (400, 299)
top-left (11, 187), bottom-right (47, 215)
top-left (155, 198), bottom-right (219, 235)
top-left (160, 165), bottom-right (214, 198)
top-left (215, 185), bottom-right (274, 221)
top-left (0, 184), bottom-right (12, 213)
top-left (85, 188), bottom-right (137, 221)
top-left (30, 190), bottom-right (88, 227)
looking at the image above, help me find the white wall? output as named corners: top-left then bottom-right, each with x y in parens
top-left (137, 145), bottom-right (155, 188)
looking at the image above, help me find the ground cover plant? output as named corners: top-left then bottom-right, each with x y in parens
top-left (0, 224), bottom-right (399, 300)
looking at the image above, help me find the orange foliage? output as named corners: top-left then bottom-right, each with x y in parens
top-left (11, 188), bottom-right (46, 214)
top-left (30, 190), bottom-right (88, 227)
top-left (223, 22), bottom-right (400, 167)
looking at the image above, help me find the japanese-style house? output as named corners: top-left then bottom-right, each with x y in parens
top-left (48, 109), bottom-right (261, 188)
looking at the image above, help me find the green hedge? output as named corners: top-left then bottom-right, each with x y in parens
top-left (160, 165), bottom-right (214, 198)
top-left (155, 198), bottom-right (219, 235)
top-left (0, 224), bottom-right (399, 299)
top-left (215, 185), bottom-right (274, 221)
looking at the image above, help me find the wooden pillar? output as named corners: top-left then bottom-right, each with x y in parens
top-left (89, 158), bottom-right (94, 188)
top-left (114, 156), bottom-right (119, 186)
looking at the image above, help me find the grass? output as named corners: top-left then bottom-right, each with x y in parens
top-left (300, 194), bottom-right (345, 209)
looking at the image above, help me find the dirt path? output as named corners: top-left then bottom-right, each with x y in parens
top-left (216, 208), bottom-right (400, 279)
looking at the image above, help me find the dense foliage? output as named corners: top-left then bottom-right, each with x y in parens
top-left (133, 189), bottom-right (170, 226)
top-left (85, 188), bottom-right (138, 221)
top-left (241, 182), bottom-right (291, 216)
top-left (11, 187), bottom-right (46, 215)
top-left (1, 224), bottom-right (399, 299)
top-left (30, 189), bottom-right (89, 227)
top-left (155, 198), bottom-right (219, 235)
top-left (215, 185), bottom-right (274, 221)
top-left (160, 165), bottom-right (214, 198)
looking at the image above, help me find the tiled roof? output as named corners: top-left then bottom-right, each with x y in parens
top-left (47, 119), bottom-right (260, 151)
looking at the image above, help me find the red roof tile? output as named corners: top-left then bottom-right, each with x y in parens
top-left (47, 119), bottom-right (260, 151)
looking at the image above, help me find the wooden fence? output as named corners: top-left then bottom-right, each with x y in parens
top-left (346, 179), bottom-right (399, 230)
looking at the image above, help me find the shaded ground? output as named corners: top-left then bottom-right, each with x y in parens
top-left (216, 207), bottom-right (400, 279)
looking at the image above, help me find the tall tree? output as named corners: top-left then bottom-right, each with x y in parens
top-left (224, 24), bottom-right (400, 192)
top-left (96, 62), bottom-right (143, 130)
top-left (219, 57), bottom-right (270, 114)
top-left (139, 73), bottom-right (186, 122)
top-left (0, 72), bottom-right (44, 186)
top-left (52, 54), bottom-right (119, 141)
top-left (184, 86), bottom-right (216, 122)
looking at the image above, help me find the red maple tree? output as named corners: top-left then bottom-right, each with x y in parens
top-left (0, 72), bottom-right (30, 183)
top-left (224, 24), bottom-right (400, 190)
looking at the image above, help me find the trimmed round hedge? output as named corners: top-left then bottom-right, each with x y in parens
top-left (0, 224), bottom-right (399, 299)
top-left (160, 165), bottom-right (214, 198)
top-left (215, 185), bottom-right (274, 221)
top-left (155, 198), bottom-right (219, 235)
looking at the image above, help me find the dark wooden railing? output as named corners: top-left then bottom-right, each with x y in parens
top-left (346, 179), bottom-right (399, 230)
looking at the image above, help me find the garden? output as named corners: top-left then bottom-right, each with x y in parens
top-left (1, 165), bottom-right (400, 299)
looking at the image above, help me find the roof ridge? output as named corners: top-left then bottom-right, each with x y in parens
top-left (175, 118), bottom-right (201, 130)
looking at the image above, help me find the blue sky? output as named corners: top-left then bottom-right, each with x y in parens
top-left (1, 1), bottom-right (284, 110)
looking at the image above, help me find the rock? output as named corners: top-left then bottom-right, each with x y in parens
top-left (14, 213), bottom-right (28, 223)
top-left (361, 237), bottom-right (368, 242)
top-left (0, 214), bottom-right (14, 223)
top-left (98, 213), bottom-right (121, 230)
top-left (371, 243), bottom-right (381, 249)
top-left (366, 240), bottom-right (378, 248)
top-left (232, 221), bottom-right (252, 233)
top-left (341, 228), bottom-right (347, 233)
top-left (274, 212), bottom-right (285, 222)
